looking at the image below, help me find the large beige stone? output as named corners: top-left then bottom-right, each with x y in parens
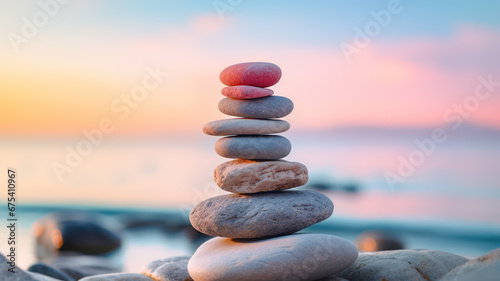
top-left (214, 159), bottom-right (308, 193)
top-left (188, 234), bottom-right (358, 281)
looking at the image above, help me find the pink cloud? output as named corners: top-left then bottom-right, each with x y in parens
top-left (112, 23), bottom-right (500, 132)
top-left (190, 13), bottom-right (230, 35)
top-left (278, 25), bottom-right (500, 130)
top-left (3, 22), bottom-right (499, 137)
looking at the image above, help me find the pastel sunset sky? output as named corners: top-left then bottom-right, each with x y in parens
top-left (2, 0), bottom-right (500, 138)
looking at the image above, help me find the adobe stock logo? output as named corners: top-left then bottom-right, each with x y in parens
top-left (7, 0), bottom-right (70, 53)
top-left (340, 0), bottom-right (405, 63)
top-left (385, 74), bottom-right (500, 190)
top-left (213, 0), bottom-right (244, 20)
top-left (51, 65), bottom-right (169, 183)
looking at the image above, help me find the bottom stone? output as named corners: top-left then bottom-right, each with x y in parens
top-left (187, 234), bottom-right (358, 281)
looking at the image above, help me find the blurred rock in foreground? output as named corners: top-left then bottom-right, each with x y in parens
top-left (38, 253), bottom-right (122, 280)
top-left (355, 230), bottom-right (404, 252)
top-left (28, 263), bottom-right (75, 281)
top-left (34, 211), bottom-right (122, 258)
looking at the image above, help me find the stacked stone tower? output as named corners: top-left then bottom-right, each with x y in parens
top-left (188, 62), bottom-right (358, 281)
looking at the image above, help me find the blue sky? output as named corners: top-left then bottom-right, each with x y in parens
top-left (79, 0), bottom-right (500, 42)
top-left (1, 0), bottom-right (500, 136)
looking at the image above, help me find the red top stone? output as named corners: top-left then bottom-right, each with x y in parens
top-left (219, 62), bottom-right (282, 87)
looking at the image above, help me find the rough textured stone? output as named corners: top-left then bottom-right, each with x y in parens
top-left (189, 190), bottom-right (333, 238)
top-left (188, 234), bottom-right (358, 281)
top-left (0, 254), bottom-right (61, 281)
top-left (222, 85), bottom-right (274, 99)
top-left (214, 135), bottom-right (291, 160)
top-left (441, 264), bottom-right (500, 281)
top-left (80, 273), bottom-right (153, 280)
top-left (218, 96), bottom-right (293, 118)
top-left (439, 248), bottom-right (500, 281)
top-left (28, 263), bottom-right (75, 281)
top-left (337, 249), bottom-right (469, 281)
top-left (203, 118), bottom-right (289, 136)
top-left (219, 62), bottom-right (282, 87)
top-left (214, 159), bottom-right (308, 193)
top-left (141, 256), bottom-right (193, 281)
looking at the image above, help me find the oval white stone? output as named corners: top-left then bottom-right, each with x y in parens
top-left (188, 234), bottom-right (358, 281)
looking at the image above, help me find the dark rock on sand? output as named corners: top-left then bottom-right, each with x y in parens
top-left (34, 211), bottom-right (122, 258)
top-left (28, 263), bottom-right (75, 281)
top-left (355, 230), bottom-right (404, 251)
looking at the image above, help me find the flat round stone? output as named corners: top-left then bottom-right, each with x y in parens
top-left (220, 62), bottom-right (282, 87)
top-left (188, 234), bottom-right (358, 281)
top-left (203, 118), bottom-right (290, 136)
top-left (214, 160), bottom-right (308, 193)
top-left (221, 86), bottom-right (274, 99)
top-left (189, 190), bottom-right (333, 238)
top-left (218, 96), bottom-right (293, 118)
top-left (214, 135), bottom-right (291, 160)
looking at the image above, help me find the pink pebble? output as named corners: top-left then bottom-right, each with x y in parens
top-left (220, 62), bottom-right (282, 87)
top-left (221, 85), bottom-right (274, 99)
